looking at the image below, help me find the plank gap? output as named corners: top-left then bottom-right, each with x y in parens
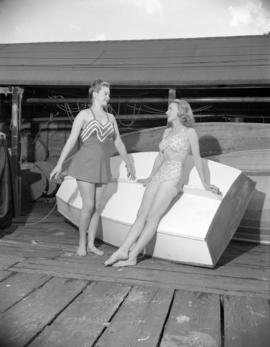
top-left (0, 271), bottom-right (14, 283)
top-left (157, 289), bottom-right (176, 347)
top-left (24, 280), bottom-right (90, 347)
top-left (220, 295), bottom-right (225, 347)
top-left (91, 285), bottom-right (132, 346)
top-left (47, 280), bottom-right (91, 327)
top-left (6, 261), bottom-right (22, 271)
top-left (2, 274), bottom-right (53, 314)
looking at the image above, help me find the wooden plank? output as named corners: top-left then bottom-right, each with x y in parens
top-left (4, 222), bottom-right (269, 271)
top-left (2, 225), bottom-right (75, 239)
top-left (2, 222), bottom-right (269, 297)
top-left (2, 222), bottom-right (269, 275)
top-left (141, 243), bottom-right (270, 278)
top-left (219, 241), bottom-right (270, 268)
top-left (0, 241), bottom-right (65, 259)
top-left (2, 228), bottom-right (78, 246)
top-left (0, 36), bottom-right (269, 86)
top-left (235, 227), bottom-right (270, 245)
top-left (0, 271), bottom-right (12, 282)
top-left (25, 96), bottom-right (270, 104)
top-left (2, 223), bottom-right (78, 247)
top-left (0, 272), bottom-right (50, 313)
top-left (208, 149), bottom-right (270, 244)
top-left (28, 281), bottom-right (130, 347)
top-left (120, 123), bottom-right (270, 156)
top-left (160, 290), bottom-right (221, 347)
top-left (0, 277), bottom-right (87, 347)
top-left (10, 252), bottom-right (270, 298)
top-left (224, 295), bottom-right (270, 347)
top-left (0, 253), bottom-right (23, 270)
top-left (96, 286), bottom-right (174, 347)
top-left (23, 244), bottom-right (270, 283)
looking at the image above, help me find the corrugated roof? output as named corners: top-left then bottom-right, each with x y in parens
top-left (0, 35), bottom-right (269, 86)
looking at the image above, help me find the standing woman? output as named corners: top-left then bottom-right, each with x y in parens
top-left (105, 99), bottom-right (221, 267)
top-left (50, 80), bottom-right (135, 256)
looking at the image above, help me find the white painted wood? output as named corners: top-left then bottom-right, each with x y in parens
top-left (56, 152), bottom-right (253, 267)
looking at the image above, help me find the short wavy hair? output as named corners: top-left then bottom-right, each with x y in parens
top-left (172, 99), bottom-right (195, 127)
top-left (88, 80), bottom-right (110, 101)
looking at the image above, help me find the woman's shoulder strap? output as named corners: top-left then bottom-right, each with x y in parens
top-left (89, 107), bottom-right (96, 119)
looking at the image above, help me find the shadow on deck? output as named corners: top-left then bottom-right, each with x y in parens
top-left (0, 199), bottom-right (269, 347)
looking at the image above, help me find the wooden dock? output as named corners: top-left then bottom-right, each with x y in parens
top-left (0, 200), bottom-right (269, 347)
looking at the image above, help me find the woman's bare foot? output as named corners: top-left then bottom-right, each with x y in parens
top-left (104, 249), bottom-right (128, 266)
top-left (76, 244), bottom-right (87, 256)
top-left (87, 244), bottom-right (104, 256)
top-left (113, 257), bottom-right (137, 267)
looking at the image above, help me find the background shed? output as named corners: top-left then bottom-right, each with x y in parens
top-left (0, 35), bottom-right (269, 215)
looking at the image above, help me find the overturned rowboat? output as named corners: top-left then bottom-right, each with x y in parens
top-left (56, 152), bottom-right (254, 267)
top-left (208, 148), bottom-right (270, 244)
top-left (118, 123), bottom-right (270, 244)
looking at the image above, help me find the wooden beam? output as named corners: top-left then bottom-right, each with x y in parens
top-left (25, 97), bottom-right (166, 104)
top-left (10, 87), bottom-right (24, 216)
top-left (0, 87), bottom-right (14, 95)
top-left (0, 87), bottom-right (24, 95)
top-left (21, 113), bottom-right (247, 126)
top-left (25, 96), bottom-right (270, 104)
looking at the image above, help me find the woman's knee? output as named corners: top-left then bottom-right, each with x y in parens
top-left (81, 200), bottom-right (94, 214)
top-left (94, 204), bottom-right (103, 216)
top-left (146, 187), bottom-right (177, 224)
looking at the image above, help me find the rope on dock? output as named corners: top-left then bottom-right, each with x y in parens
top-left (13, 201), bottom-right (57, 226)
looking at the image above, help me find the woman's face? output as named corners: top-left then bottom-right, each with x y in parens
top-left (166, 102), bottom-right (179, 123)
top-left (94, 86), bottom-right (110, 107)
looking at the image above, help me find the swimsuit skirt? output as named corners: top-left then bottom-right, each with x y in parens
top-left (68, 115), bottom-right (115, 183)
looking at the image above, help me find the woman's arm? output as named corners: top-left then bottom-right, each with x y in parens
top-left (139, 151), bottom-right (164, 186)
top-left (140, 128), bottom-right (171, 185)
top-left (188, 128), bottom-right (221, 195)
top-left (148, 151), bottom-right (164, 178)
top-left (110, 115), bottom-right (136, 179)
top-left (50, 112), bottom-right (85, 179)
top-left (148, 127), bottom-right (172, 177)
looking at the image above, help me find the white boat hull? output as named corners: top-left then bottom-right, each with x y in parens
top-left (56, 152), bottom-right (255, 267)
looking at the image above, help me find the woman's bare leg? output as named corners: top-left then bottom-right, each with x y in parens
top-left (87, 183), bottom-right (108, 256)
top-left (104, 180), bottom-right (160, 266)
top-left (114, 181), bottom-right (178, 266)
top-left (77, 180), bottom-right (95, 256)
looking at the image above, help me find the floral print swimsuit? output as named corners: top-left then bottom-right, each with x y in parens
top-left (152, 127), bottom-right (190, 183)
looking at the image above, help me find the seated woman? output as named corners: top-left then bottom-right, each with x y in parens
top-left (105, 99), bottom-right (221, 267)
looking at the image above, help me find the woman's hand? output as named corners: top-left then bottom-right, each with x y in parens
top-left (50, 164), bottom-right (62, 181)
top-left (139, 177), bottom-right (152, 187)
top-left (204, 183), bottom-right (222, 196)
top-left (126, 162), bottom-right (136, 180)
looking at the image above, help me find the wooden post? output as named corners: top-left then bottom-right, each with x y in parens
top-left (10, 87), bottom-right (24, 216)
top-left (0, 94), bottom-right (4, 131)
top-left (168, 88), bottom-right (176, 105)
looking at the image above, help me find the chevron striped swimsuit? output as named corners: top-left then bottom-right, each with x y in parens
top-left (68, 108), bottom-right (115, 183)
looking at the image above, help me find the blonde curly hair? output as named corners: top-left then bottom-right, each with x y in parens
top-left (172, 99), bottom-right (195, 127)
